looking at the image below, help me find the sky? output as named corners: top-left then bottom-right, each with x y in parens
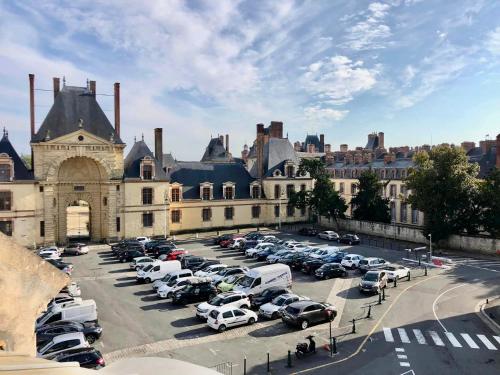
top-left (1, 0), bottom-right (499, 160)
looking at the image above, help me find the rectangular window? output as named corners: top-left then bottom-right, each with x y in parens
top-left (251, 205), bottom-right (261, 218)
top-left (400, 184), bottom-right (407, 197)
top-left (0, 164), bottom-right (11, 181)
top-left (40, 221), bottom-right (45, 237)
top-left (202, 187), bottom-right (211, 200)
top-left (400, 203), bottom-right (408, 223)
top-left (142, 188), bottom-right (153, 205)
top-left (171, 188), bottom-right (180, 202)
top-left (116, 217), bottom-right (121, 232)
top-left (286, 165), bottom-right (294, 178)
top-left (142, 212), bottom-right (153, 227)
top-left (390, 201), bottom-right (396, 222)
top-left (351, 183), bottom-right (357, 195)
top-left (300, 184), bottom-right (306, 192)
top-left (286, 205), bottom-right (294, 217)
top-left (39, 186), bottom-right (44, 193)
top-left (224, 207), bottom-right (234, 220)
top-left (116, 185), bottom-right (120, 192)
top-left (274, 185), bottom-right (281, 199)
top-left (0, 220), bottom-right (12, 236)
top-left (339, 183), bottom-right (345, 194)
top-left (224, 186), bottom-right (234, 199)
top-left (142, 165), bottom-right (153, 180)
top-left (0, 191), bottom-right (11, 210)
top-left (202, 208), bottom-right (212, 222)
top-left (252, 185), bottom-right (260, 199)
top-left (73, 185), bottom-right (85, 192)
top-left (286, 184), bottom-right (294, 198)
top-left (389, 184), bottom-right (397, 198)
top-left (274, 204), bottom-right (280, 218)
top-left (411, 209), bottom-right (419, 224)
top-left (171, 210), bottom-right (181, 223)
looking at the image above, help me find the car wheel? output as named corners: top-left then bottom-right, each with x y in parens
top-left (121, 258), bottom-right (126, 263)
top-left (349, 241), bottom-right (352, 245)
top-left (300, 320), bottom-right (309, 330)
top-left (343, 271), bottom-right (348, 277)
top-left (324, 274), bottom-right (331, 280)
top-left (248, 317), bottom-right (256, 325)
top-left (145, 278), bottom-right (151, 283)
top-left (86, 334), bottom-right (97, 344)
top-left (218, 324), bottom-right (227, 333)
top-left (167, 292), bottom-right (172, 298)
top-left (271, 312), bottom-right (278, 320)
top-left (240, 304), bottom-right (249, 309)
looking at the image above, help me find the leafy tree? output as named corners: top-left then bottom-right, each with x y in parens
top-left (21, 154), bottom-right (32, 169)
top-left (351, 170), bottom-right (391, 223)
top-left (405, 145), bottom-right (480, 242)
top-left (478, 168), bottom-right (500, 237)
top-left (289, 159), bottom-right (347, 226)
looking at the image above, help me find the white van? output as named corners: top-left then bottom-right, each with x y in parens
top-left (36, 300), bottom-right (97, 328)
top-left (234, 264), bottom-right (292, 296)
top-left (136, 260), bottom-right (181, 283)
top-left (152, 269), bottom-right (194, 290)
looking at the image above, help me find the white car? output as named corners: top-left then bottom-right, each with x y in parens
top-left (266, 249), bottom-right (293, 264)
top-left (257, 235), bottom-right (277, 243)
top-left (194, 264), bottom-right (228, 277)
top-left (309, 246), bottom-right (339, 259)
top-left (64, 243), bottom-right (89, 255)
top-left (39, 251), bottom-right (62, 261)
top-left (136, 236), bottom-right (151, 245)
top-left (258, 293), bottom-right (310, 320)
top-left (196, 291), bottom-right (250, 319)
top-left (318, 231), bottom-right (340, 241)
top-left (38, 246), bottom-right (61, 256)
top-left (130, 256), bottom-right (155, 270)
top-left (341, 254), bottom-right (365, 269)
top-left (230, 238), bottom-right (246, 249)
top-left (47, 296), bottom-right (83, 311)
top-left (245, 243), bottom-right (274, 258)
top-left (157, 276), bottom-right (197, 299)
top-left (207, 305), bottom-right (257, 332)
top-left (37, 332), bottom-right (89, 359)
top-left (152, 269), bottom-right (193, 290)
top-left (383, 264), bottom-right (410, 281)
top-left (288, 243), bottom-right (308, 251)
top-left (60, 282), bottom-right (81, 297)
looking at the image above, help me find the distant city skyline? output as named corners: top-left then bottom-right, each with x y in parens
top-left (1, 0), bottom-right (499, 159)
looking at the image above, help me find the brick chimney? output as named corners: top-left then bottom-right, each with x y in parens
top-left (325, 144), bottom-right (331, 153)
top-left (378, 132), bottom-right (385, 149)
top-left (89, 80), bottom-right (96, 95)
top-left (219, 135), bottom-right (224, 146)
top-left (256, 124), bottom-right (265, 179)
top-left (340, 144), bottom-right (348, 152)
top-left (269, 121), bottom-right (283, 138)
top-left (225, 134), bottom-right (229, 153)
top-left (29, 74), bottom-right (35, 137)
top-left (154, 128), bottom-right (163, 167)
top-left (496, 134), bottom-right (500, 168)
top-left (114, 82), bottom-right (120, 137)
top-left (319, 134), bottom-right (325, 152)
top-left (53, 77), bottom-right (60, 100)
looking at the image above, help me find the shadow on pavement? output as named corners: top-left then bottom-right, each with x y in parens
top-left (170, 316), bottom-right (205, 328)
top-left (108, 268), bottom-right (133, 274)
top-left (173, 326), bottom-right (213, 340)
top-left (134, 289), bottom-right (156, 296)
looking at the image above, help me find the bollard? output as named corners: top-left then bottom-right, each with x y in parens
top-left (332, 336), bottom-right (337, 354)
top-left (378, 292), bottom-right (382, 305)
top-left (267, 352), bottom-right (270, 373)
top-left (418, 256), bottom-right (421, 266)
top-left (393, 277), bottom-right (397, 288)
top-left (367, 305), bottom-right (372, 319)
top-left (244, 357), bottom-right (247, 375)
top-left (352, 318), bottom-right (356, 334)
top-left (382, 288), bottom-right (386, 301)
top-left (486, 298), bottom-right (489, 304)
top-left (407, 272), bottom-right (411, 281)
top-left (287, 350), bottom-right (292, 368)
top-left (424, 266), bottom-right (428, 276)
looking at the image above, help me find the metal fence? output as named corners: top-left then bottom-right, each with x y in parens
top-left (210, 361), bottom-right (233, 375)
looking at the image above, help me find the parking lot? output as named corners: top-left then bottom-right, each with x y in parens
top-left (66, 230), bottom-right (443, 372)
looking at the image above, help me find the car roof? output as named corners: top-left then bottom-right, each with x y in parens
top-left (275, 293), bottom-right (298, 299)
top-left (38, 320), bottom-right (82, 330)
top-left (50, 332), bottom-right (85, 343)
top-left (219, 291), bottom-right (246, 297)
top-left (54, 347), bottom-right (99, 358)
top-left (211, 304), bottom-right (246, 313)
top-left (288, 300), bottom-right (318, 309)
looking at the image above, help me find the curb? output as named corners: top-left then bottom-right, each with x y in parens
top-left (475, 296), bottom-right (500, 335)
top-left (401, 258), bottom-right (451, 269)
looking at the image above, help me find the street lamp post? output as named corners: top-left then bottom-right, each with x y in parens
top-left (164, 191), bottom-right (168, 239)
top-left (428, 233), bottom-right (432, 260)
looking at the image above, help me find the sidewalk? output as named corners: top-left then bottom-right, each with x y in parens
top-left (483, 298), bottom-right (500, 330)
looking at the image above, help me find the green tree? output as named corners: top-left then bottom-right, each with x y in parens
top-left (21, 154), bottom-right (32, 169)
top-left (405, 145), bottom-right (480, 242)
top-left (478, 168), bottom-right (500, 237)
top-left (351, 170), bottom-right (391, 223)
top-left (289, 159), bottom-right (347, 226)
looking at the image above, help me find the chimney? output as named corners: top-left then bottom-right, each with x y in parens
top-left (340, 144), bottom-right (348, 152)
top-left (225, 134), bottom-right (229, 153)
top-left (114, 82), bottom-right (120, 137)
top-left (89, 80), bottom-right (96, 95)
top-left (219, 135), bottom-right (224, 146)
top-left (319, 134), bottom-right (325, 152)
top-left (325, 144), bottom-right (331, 153)
top-left (496, 134), bottom-right (500, 169)
top-left (378, 132), bottom-right (385, 149)
top-left (53, 77), bottom-right (60, 100)
top-left (269, 121), bottom-right (283, 138)
top-left (29, 74), bottom-right (35, 137)
top-left (154, 128), bottom-right (163, 167)
top-left (256, 124), bottom-right (265, 179)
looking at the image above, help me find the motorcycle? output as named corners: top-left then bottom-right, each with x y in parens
top-left (295, 335), bottom-right (316, 359)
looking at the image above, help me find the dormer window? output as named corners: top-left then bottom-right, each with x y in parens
top-left (250, 182), bottom-right (261, 199)
top-left (0, 153), bottom-right (14, 182)
top-left (286, 165), bottom-right (294, 178)
top-left (200, 182), bottom-right (213, 200)
top-left (274, 170), bottom-right (282, 177)
top-left (223, 182), bottom-right (235, 200)
top-left (140, 156), bottom-right (155, 180)
top-left (171, 186), bottom-right (181, 202)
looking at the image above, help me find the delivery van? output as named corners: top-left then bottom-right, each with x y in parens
top-left (136, 260), bottom-right (181, 283)
top-left (234, 264), bottom-right (292, 296)
top-left (36, 300), bottom-right (97, 328)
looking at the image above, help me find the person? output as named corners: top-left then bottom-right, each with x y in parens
top-left (307, 335), bottom-right (316, 352)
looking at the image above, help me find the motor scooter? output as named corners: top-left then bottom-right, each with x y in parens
top-left (295, 335), bottom-right (316, 359)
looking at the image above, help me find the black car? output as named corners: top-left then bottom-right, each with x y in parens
top-left (289, 253), bottom-right (311, 270)
top-left (301, 258), bottom-right (325, 275)
top-left (172, 279), bottom-right (217, 304)
top-left (243, 239), bottom-right (258, 251)
top-left (192, 259), bottom-right (221, 272)
top-left (111, 240), bottom-right (143, 254)
top-left (36, 320), bottom-right (103, 345)
top-left (53, 347), bottom-right (105, 369)
top-left (152, 244), bottom-right (177, 258)
top-left (281, 301), bottom-right (337, 330)
top-left (181, 256), bottom-right (206, 270)
top-left (339, 234), bottom-right (360, 245)
top-left (298, 228), bottom-right (319, 236)
top-left (315, 263), bottom-right (347, 280)
top-left (250, 287), bottom-right (291, 309)
top-left (145, 239), bottom-right (173, 252)
top-left (321, 252), bottom-right (347, 264)
top-left (46, 258), bottom-right (73, 271)
top-left (118, 249), bottom-right (145, 263)
top-left (278, 252), bottom-right (306, 267)
top-left (255, 247), bottom-right (278, 261)
top-left (213, 234), bottom-right (232, 246)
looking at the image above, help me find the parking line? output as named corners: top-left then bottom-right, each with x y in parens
top-left (399, 362), bottom-right (411, 367)
top-left (397, 354), bottom-right (407, 359)
top-left (445, 332), bottom-right (462, 348)
top-left (494, 336), bottom-right (500, 346)
top-left (461, 333), bottom-right (479, 349)
top-left (384, 327), bottom-right (394, 342)
top-left (429, 331), bottom-right (445, 346)
top-left (397, 328), bottom-right (410, 343)
top-left (476, 335), bottom-right (497, 350)
top-left (413, 329), bottom-right (427, 344)
top-left (395, 348), bottom-right (405, 352)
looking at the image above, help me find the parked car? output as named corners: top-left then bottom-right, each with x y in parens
top-left (341, 254), bottom-right (365, 269)
top-left (36, 300), bottom-right (97, 328)
top-left (36, 320), bottom-right (103, 346)
top-left (46, 259), bottom-right (73, 275)
top-left (230, 238), bottom-right (246, 250)
top-left (157, 276), bottom-right (198, 299)
top-left (172, 278), bottom-right (217, 304)
top-left (259, 293), bottom-right (309, 320)
top-left (166, 249), bottom-right (189, 261)
top-left (39, 252), bottom-right (62, 261)
top-left (258, 235), bottom-right (278, 243)
top-left (211, 266), bottom-right (248, 284)
top-left (382, 264), bottom-right (410, 281)
top-left (53, 347), bottom-right (105, 369)
top-left (213, 234), bottom-right (232, 246)
top-left (196, 291), bottom-right (251, 319)
top-left (181, 255), bottom-right (206, 269)
top-left (64, 243), bottom-right (89, 256)
top-left (220, 235), bottom-right (243, 248)
top-left (321, 251), bottom-right (347, 264)
top-left (318, 231), bottom-right (340, 241)
top-left (152, 269), bottom-right (194, 290)
top-left (216, 274), bottom-right (245, 293)
top-left (118, 249), bottom-right (145, 263)
top-left (277, 252), bottom-right (307, 267)
top-left (145, 239), bottom-right (172, 253)
top-left (358, 257), bottom-right (388, 274)
top-left (245, 243), bottom-right (274, 258)
top-left (153, 244), bottom-right (178, 258)
top-left (207, 305), bottom-right (257, 332)
top-left (136, 260), bottom-right (181, 283)
top-left (192, 259), bottom-right (221, 272)
top-left (301, 258), bottom-right (326, 275)
top-left (339, 234), bottom-right (360, 245)
top-left (136, 236), bottom-right (151, 245)
top-left (315, 263), bottom-right (347, 280)
top-left (255, 247), bottom-right (279, 261)
top-left (194, 264), bottom-right (228, 277)
top-left (266, 249), bottom-right (293, 264)
top-left (112, 240), bottom-right (143, 254)
top-left (281, 301), bottom-right (337, 330)
top-left (309, 246), bottom-right (340, 259)
top-left (359, 270), bottom-right (388, 294)
top-left (38, 246), bottom-right (62, 256)
top-left (287, 252), bottom-right (311, 270)
top-left (298, 227), bottom-right (319, 236)
top-left (244, 232), bottom-right (263, 241)
top-left (249, 286), bottom-right (292, 309)
top-left (37, 332), bottom-right (89, 359)
top-left (47, 296), bottom-right (82, 311)
top-left (130, 256), bottom-right (155, 270)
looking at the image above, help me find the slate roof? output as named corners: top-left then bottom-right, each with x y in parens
top-left (263, 138), bottom-right (299, 177)
top-left (32, 85), bottom-right (123, 144)
top-left (303, 135), bottom-right (321, 151)
top-left (168, 162), bottom-right (255, 199)
top-left (123, 141), bottom-right (168, 181)
top-left (162, 153), bottom-right (176, 171)
top-left (467, 146), bottom-right (498, 178)
top-left (0, 131), bottom-right (33, 180)
top-left (201, 138), bottom-right (231, 162)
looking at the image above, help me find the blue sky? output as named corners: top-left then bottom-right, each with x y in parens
top-left (1, 0), bottom-right (499, 160)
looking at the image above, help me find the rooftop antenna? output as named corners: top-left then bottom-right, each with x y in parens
top-left (2, 127), bottom-right (7, 138)
top-left (86, 78), bottom-right (89, 89)
top-left (63, 76), bottom-right (66, 87)
top-left (141, 133), bottom-right (144, 141)
top-left (134, 136), bottom-right (136, 143)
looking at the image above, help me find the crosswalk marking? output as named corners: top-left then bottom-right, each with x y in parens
top-left (461, 333), bottom-right (479, 349)
top-left (445, 332), bottom-right (462, 348)
top-left (476, 335), bottom-right (497, 350)
top-left (494, 336), bottom-right (500, 345)
top-left (398, 328), bottom-right (410, 343)
top-left (397, 354), bottom-right (407, 359)
top-left (399, 362), bottom-right (410, 367)
top-left (395, 347), bottom-right (405, 352)
top-left (429, 331), bottom-right (445, 346)
top-left (384, 327), bottom-right (394, 342)
top-left (413, 329), bottom-right (427, 344)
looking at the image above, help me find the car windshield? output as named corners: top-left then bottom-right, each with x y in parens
top-left (142, 265), bottom-right (153, 272)
top-left (237, 276), bottom-right (254, 288)
top-left (285, 306), bottom-right (300, 315)
top-left (273, 296), bottom-right (288, 306)
top-left (363, 273), bottom-right (378, 281)
top-left (384, 266), bottom-right (396, 271)
top-left (225, 275), bottom-right (238, 284)
top-left (167, 278), bottom-right (179, 286)
top-left (359, 260), bottom-right (368, 265)
top-left (209, 296), bottom-right (225, 306)
top-left (216, 268), bottom-right (228, 276)
top-left (209, 310), bottom-right (219, 319)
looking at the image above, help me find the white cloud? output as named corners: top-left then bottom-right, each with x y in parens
top-left (304, 107), bottom-right (348, 121)
top-left (402, 65), bottom-right (418, 86)
top-left (485, 27), bottom-right (500, 55)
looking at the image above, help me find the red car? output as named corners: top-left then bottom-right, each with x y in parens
top-left (220, 235), bottom-right (243, 248)
top-left (166, 249), bottom-right (188, 260)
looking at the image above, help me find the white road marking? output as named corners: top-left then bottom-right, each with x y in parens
top-left (325, 277), bottom-right (353, 329)
top-left (384, 327), bottom-right (394, 342)
top-left (399, 362), bottom-right (410, 367)
top-left (398, 328), bottom-right (410, 343)
top-left (476, 334), bottom-right (497, 350)
top-left (395, 347), bottom-right (405, 352)
top-left (400, 371), bottom-right (415, 375)
top-left (494, 336), bottom-right (500, 346)
top-left (461, 333), bottom-right (479, 349)
top-left (397, 354), bottom-right (408, 359)
top-left (432, 284), bottom-right (466, 332)
top-left (445, 332), bottom-right (462, 348)
top-left (429, 331), bottom-right (445, 346)
top-left (413, 329), bottom-right (427, 344)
